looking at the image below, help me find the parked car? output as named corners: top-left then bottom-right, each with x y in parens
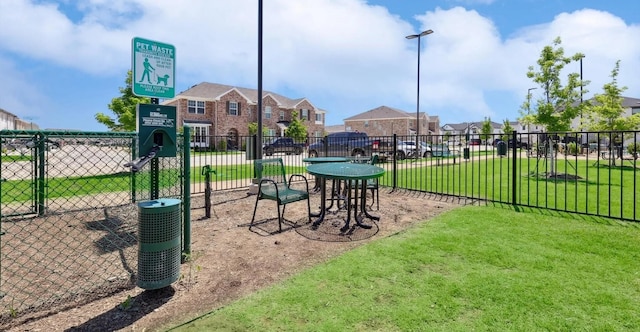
top-left (493, 138), bottom-right (528, 149)
top-left (469, 138), bottom-right (481, 146)
top-left (420, 142), bottom-right (433, 158)
top-left (509, 139), bottom-right (528, 149)
top-left (262, 137), bottom-right (305, 156)
top-left (431, 144), bottom-right (459, 157)
top-left (307, 131), bottom-right (393, 160)
top-left (395, 140), bottom-right (433, 160)
top-left (395, 140), bottom-right (418, 160)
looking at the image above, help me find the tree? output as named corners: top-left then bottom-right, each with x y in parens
top-left (480, 117), bottom-right (493, 145)
top-left (582, 60), bottom-right (640, 132)
top-left (520, 37), bottom-right (589, 176)
top-left (248, 122), bottom-right (270, 136)
top-left (520, 37), bottom-right (589, 132)
top-left (284, 111), bottom-right (308, 142)
top-left (582, 60), bottom-right (640, 166)
top-left (444, 131), bottom-right (452, 143)
top-left (95, 71), bottom-right (150, 131)
top-left (502, 119), bottom-right (514, 141)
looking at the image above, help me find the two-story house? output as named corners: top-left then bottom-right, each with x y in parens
top-left (343, 105), bottom-right (438, 137)
top-left (441, 121), bottom-right (503, 143)
top-left (163, 82), bottom-right (325, 149)
top-left (0, 108), bottom-right (18, 130)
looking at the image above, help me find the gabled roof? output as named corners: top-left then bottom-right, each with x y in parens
top-left (442, 121), bottom-right (503, 131)
top-left (620, 96), bottom-right (640, 108)
top-left (0, 108), bottom-right (17, 117)
top-left (442, 122), bottom-right (471, 131)
top-left (570, 95), bottom-right (640, 108)
top-left (170, 82), bottom-right (316, 110)
top-left (291, 97), bottom-right (317, 110)
top-left (344, 105), bottom-right (418, 121)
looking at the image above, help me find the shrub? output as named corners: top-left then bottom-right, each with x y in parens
top-left (627, 142), bottom-right (639, 157)
top-left (567, 142), bottom-right (579, 155)
top-left (217, 140), bottom-right (227, 151)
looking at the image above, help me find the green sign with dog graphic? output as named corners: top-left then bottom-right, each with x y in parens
top-left (132, 37), bottom-right (175, 99)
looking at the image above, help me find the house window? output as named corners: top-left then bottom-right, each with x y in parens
top-left (227, 101), bottom-right (240, 116)
top-left (267, 129), bottom-right (276, 137)
top-left (192, 126), bottom-right (208, 143)
top-left (315, 113), bottom-right (322, 122)
top-left (280, 111), bottom-right (285, 121)
top-left (300, 109), bottom-right (309, 121)
top-left (265, 106), bottom-right (272, 119)
top-left (188, 100), bottom-right (205, 114)
top-left (364, 120), bottom-right (369, 128)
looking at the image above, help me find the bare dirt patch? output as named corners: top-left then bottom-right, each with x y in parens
top-left (9, 187), bottom-right (462, 332)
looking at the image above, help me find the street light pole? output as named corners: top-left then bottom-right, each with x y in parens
top-left (406, 29), bottom-right (433, 158)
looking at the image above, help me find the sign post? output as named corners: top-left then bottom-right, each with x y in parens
top-left (132, 37), bottom-right (176, 99)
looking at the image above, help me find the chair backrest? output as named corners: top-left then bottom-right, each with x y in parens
top-left (370, 154), bottom-right (379, 165)
top-left (253, 158), bottom-right (288, 189)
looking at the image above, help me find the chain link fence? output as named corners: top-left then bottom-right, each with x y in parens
top-left (0, 130), bottom-right (184, 328)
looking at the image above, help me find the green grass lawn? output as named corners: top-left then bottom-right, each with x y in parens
top-left (0, 169), bottom-right (180, 203)
top-left (1, 154), bottom-right (31, 162)
top-left (168, 206), bottom-right (640, 331)
top-left (0, 164), bottom-right (303, 204)
top-left (386, 157), bottom-right (639, 221)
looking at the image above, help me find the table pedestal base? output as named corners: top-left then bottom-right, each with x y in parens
top-left (311, 178), bottom-right (379, 232)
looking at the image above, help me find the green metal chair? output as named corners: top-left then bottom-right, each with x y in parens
top-left (251, 158), bottom-right (311, 233)
top-left (366, 155), bottom-right (380, 210)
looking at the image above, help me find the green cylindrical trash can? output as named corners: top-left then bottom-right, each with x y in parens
top-left (137, 198), bottom-right (181, 290)
top-left (463, 147), bottom-right (470, 159)
top-left (497, 141), bottom-right (507, 156)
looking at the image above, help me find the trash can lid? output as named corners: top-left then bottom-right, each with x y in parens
top-left (138, 198), bottom-right (181, 209)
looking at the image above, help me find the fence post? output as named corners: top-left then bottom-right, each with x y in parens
top-left (36, 133), bottom-right (46, 216)
top-left (511, 130), bottom-right (517, 206)
top-left (131, 136), bottom-right (137, 203)
top-left (183, 126), bottom-right (191, 259)
top-left (323, 134), bottom-right (328, 156)
top-left (392, 134), bottom-right (397, 191)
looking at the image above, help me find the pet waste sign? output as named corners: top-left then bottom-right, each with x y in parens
top-left (132, 37), bottom-right (176, 99)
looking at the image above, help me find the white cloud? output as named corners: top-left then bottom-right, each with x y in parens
top-left (508, 9), bottom-right (640, 97)
top-left (0, 0), bottom-right (638, 128)
top-left (452, 0), bottom-right (496, 5)
top-left (0, 56), bottom-right (49, 119)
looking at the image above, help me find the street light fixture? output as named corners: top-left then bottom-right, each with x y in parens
top-left (406, 29), bottom-right (433, 157)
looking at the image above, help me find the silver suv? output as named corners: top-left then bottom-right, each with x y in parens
top-left (396, 140), bottom-right (432, 160)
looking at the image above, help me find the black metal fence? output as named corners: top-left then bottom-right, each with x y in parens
top-left (189, 131), bottom-right (639, 222)
top-left (380, 130), bottom-right (639, 221)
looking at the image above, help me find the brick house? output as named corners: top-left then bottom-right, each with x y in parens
top-left (343, 105), bottom-right (438, 138)
top-left (163, 82), bottom-right (325, 149)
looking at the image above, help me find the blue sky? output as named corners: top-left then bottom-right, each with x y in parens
top-left (0, 0), bottom-right (639, 131)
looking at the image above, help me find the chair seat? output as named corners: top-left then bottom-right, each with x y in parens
top-left (251, 158), bottom-right (312, 233)
top-left (261, 186), bottom-right (309, 204)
